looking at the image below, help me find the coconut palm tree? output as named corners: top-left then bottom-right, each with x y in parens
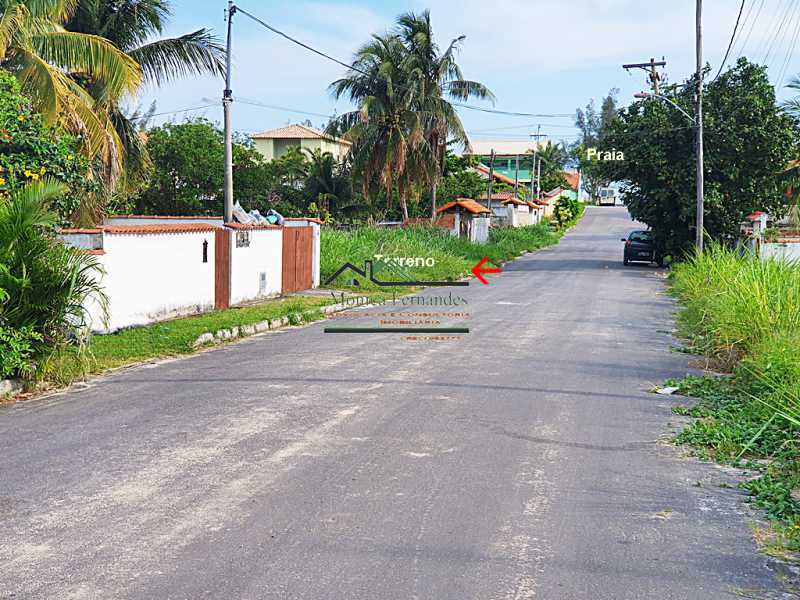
top-left (329, 33), bottom-right (429, 221)
top-left (396, 10), bottom-right (494, 220)
top-left (0, 0), bottom-right (141, 176)
top-left (783, 75), bottom-right (800, 122)
top-left (65, 0), bottom-right (226, 194)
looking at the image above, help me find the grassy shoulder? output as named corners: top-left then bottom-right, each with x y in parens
top-left (43, 296), bottom-right (338, 386)
top-left (667, 246), bottom-right (800, 555)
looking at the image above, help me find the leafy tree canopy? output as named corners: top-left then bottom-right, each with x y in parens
top-left (0, 71), bottom-right (93, 224)
top-left (596, 59), bottom-right (798, 256)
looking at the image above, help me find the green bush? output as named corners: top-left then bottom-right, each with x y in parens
top-left (554, 197), bottom-right (581, 229)
top-left (0, 70), bottom-right (92, 225)
top-left (0, 179), bottom-right (107, 378)
top-left (0, 324), bottom-right (41, 379)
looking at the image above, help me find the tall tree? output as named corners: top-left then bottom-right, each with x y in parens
top-left (573, 88), bottom-right (619, 200)
top-left (329, 33), bottom-right (426, 221)
top-left (597, 59), bottom-right (797, 257)
top-left (0, 0), bottom-right (141, 176)
top-left (533, 142), bottom-right (569, 193)
top-left (65, 0), bottom-right (225, 200)
top-left (395, 10), bottom-right (494, 220)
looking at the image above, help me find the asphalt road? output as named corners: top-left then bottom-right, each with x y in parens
top-left (0, 207), bottom-right (785, 599)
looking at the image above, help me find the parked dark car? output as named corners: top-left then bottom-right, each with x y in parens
top-left (621, 230), bottom-right (662, 266)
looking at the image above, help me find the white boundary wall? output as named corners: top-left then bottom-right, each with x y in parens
top-left (229, 227), bottom-right (283, 305)
top-left (88, 230), bottom-right (216, 332)
top-left (762, 242), bottom-right (800, 262)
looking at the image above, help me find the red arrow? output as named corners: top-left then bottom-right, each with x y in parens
top-left (472, 257), bottom-right (502, 285)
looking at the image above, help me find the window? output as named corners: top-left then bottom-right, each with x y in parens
top-left (629, 231), bottom-right (653, 243)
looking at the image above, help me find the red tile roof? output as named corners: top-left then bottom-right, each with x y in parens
top-left (478, 191), bottom-right (517, 201)
top-left (250, 123), bottom-right (351, 145)
top-left (284, 217), bottom-right (324, 225)
top-left (563, 171), bottom-right (580, 191)
top-left (106, 215), bottom-right (222, 220)
top-left (81, 249), bottom-right (106, 255)
top-left (103, 223), bottom-right (218, 235)
top-left (472, 164), bottom-right (518, 186)
top-left (59, 228), bottom-right (103, 234)
top-left (437, 199), bottom-right (492, 215)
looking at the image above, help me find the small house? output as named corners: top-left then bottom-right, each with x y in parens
top-left (436, 199), bottom-right (492, 242)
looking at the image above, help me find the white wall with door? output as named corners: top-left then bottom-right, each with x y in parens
top-left (228, 225), bottom-right (283, 305)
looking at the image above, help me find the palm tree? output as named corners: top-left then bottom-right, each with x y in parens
top-left (0, 178), bottom-right (107, 362)
top-left (304, 149), bottom-right (352, 216)
top-left (0, 0), bottom-right (141, 176)
top-left (783, 75), bottom-right (800, 121)
top-left (329, 33), bottom-right (428, 221)
top-left (396, 10), bottom-right (494, 220)
top-left (65, 0), bottom-right (226, 195)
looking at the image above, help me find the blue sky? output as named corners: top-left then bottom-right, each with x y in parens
top-left (137, 0), bottom-right (800, 145)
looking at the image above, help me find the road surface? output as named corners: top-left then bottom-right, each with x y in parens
top-left (0, 207), bottom-right (784, 599)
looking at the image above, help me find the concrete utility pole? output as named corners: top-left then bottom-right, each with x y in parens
top-left (487, 150), bottom-right (495, 210)
top-left (222, 1), bottom-right (236, 223)
top-left (529, 125), bottom-right (545, 200)
top-left (514, 154), bottom-right (519, 198)
top-left (622, 57), bottom-right (666, 94)
top-left (695, 0), bottom-right (705, 252)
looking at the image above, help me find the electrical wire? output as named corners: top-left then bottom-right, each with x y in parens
top-left (736, 0), bottom-right (766, 59)
top-left (776, 0), bottom-right (800, 83)
top-left (714, 0), bottom-right (747, 80)
top-left (233, 5), bottom-right (573, 119)
top-left (762, 0), bottom-right (796, 66)
top-left (237, 97), bottom-right (334, 119)
top-left (129, 104), bottom-right (217, 121)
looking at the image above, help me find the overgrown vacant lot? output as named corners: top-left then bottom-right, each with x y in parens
top-left (321, 221), bottom-right (564, 289)
top-left (668, 246), bottom-right (800, 554)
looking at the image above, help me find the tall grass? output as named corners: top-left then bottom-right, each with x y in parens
top-left (670, 244), bottom-right (800, 368)
top-left (321, 223), bottom-right (560, 289)
top-left (670, 245), bottom-right (800, 548)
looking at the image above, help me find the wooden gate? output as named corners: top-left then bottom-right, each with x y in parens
top-left (282, 226), bottom-right (313, 293)
top-left (215, 227), bottom-right (231, 309)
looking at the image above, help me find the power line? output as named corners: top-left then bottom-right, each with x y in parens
top-left (468, 122), bottom-right (580, 133)
top-left (129, 104), bottom-right (217, 121)
top-left (714, 0), bottom-right (747, 80)
top-left (736, 0), bottom-right (766, 59)
top-left (233, 4), bottom-right (573, 119)
top-left (237, 97), bottom-right (334, 119)
top-left (777, 1), bottom-right (800, 82)
top-left (762, 0), bottom-right (796, 66)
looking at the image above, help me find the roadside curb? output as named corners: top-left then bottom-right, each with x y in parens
top-left (190, 296), bottom-right (370, 348)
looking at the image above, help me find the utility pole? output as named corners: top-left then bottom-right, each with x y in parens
top-left (694, 0), bottom-right (705, 252)
top-left (537, 157), bottom-right (542, 198)
top-left (487, 149), bottom-right (495, 211)
top-left (514, 154), bottom-right (519, 198)
top-left (222, 1), bottom-right (236, 223)
top-left (529, 125), bottom-right (545, 199)
top-left (622, 57), bottom-right (667, 94)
